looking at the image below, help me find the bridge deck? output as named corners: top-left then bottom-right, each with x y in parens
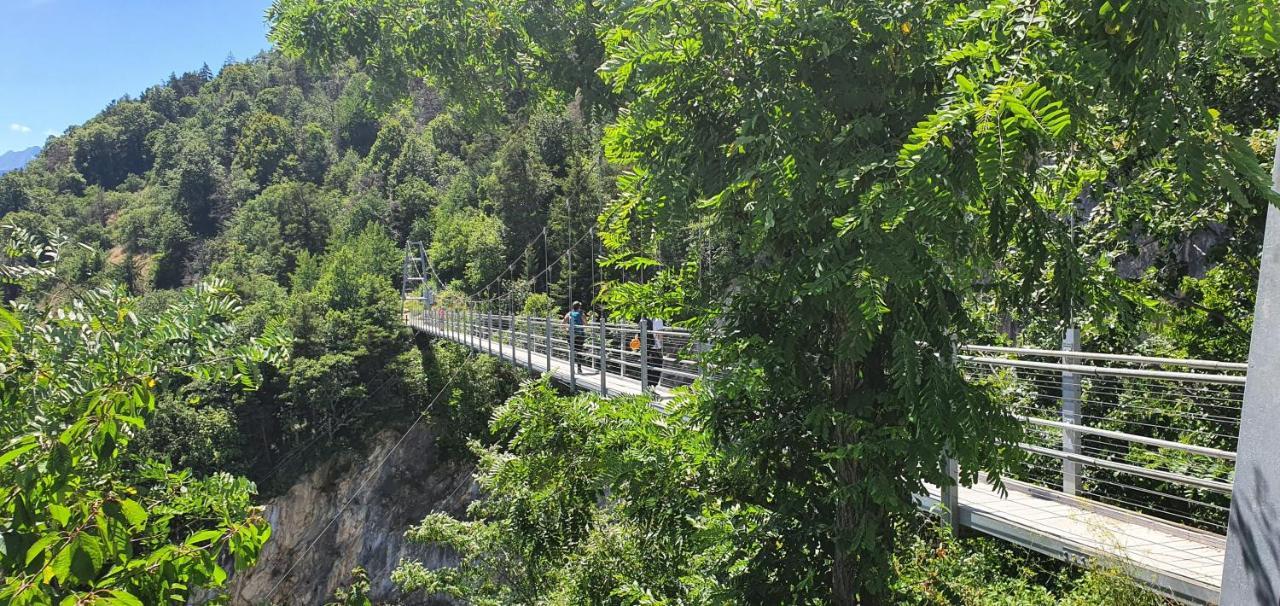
top-left (408, 316), bottom-right (1224, 605)
top-left (410, 317), bottom-right (674, 400)
top-left (918, 479), bottom-right (1222, 604)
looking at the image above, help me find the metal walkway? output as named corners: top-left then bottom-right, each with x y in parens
top-left (406, 309), bottom-right (1242, 605)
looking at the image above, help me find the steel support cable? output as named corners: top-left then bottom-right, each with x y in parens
top-left (967, 367), bottom-right (1247, 405)
top-left (1074, 476), bottom-right (1232, 518)
top-left (459, 227), bottom-right (545, 304)
top-left (1014, 459), bottom-right (1232, 514)
top-left (262, 349), bottom-right (477, 600)
top-left (995, 382), bottom-right (1246, 423)
top-left (980, 375), bottom-right (1246, 421)
top-left (464, 197), bottom-right (629, 308)
top-left (975, 373), bottom-right (1247, 410)
top-left (1005, 405), bottom-right (1240, 443)
top-left (962, 369), bottom-right (1244, 402)
top-left (1017, 443), bottom-right (1233, 494)
top-left (1071, 490), bottom-right (1229, 531)
top-left (1070, 445), bottom-right (1233, 487)
top-left (962, 379), bottom-right (1244, 409)
top-left (464, 226), bottom-right (597, 306)
top-left (1003, 403), bottom-right (1241, 443)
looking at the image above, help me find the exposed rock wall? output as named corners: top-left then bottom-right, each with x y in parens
top-left (226, 424), bottom-right (474, 605)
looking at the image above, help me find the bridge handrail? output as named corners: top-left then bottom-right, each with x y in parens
top-left (1018, 415), bottom-right (1236, 461)
top-left (412, 306), bottom-right (1240, 535)
top-left (1019, 443), bottom-right (1234, 495)
top-left (958, 354), bottom-right (1246, 385)
top-left (961, 344), bottom-right (1248, 372)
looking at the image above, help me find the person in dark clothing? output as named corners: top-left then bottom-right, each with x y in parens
top-left (643, 316), bottom-right (664, 386)
top-left (564, 301), bottom-right (587, 373)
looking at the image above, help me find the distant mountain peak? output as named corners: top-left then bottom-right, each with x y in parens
top-left (0, 146), bottom-right (41, 175)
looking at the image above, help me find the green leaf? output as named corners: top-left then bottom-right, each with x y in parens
top-left (0, 442), bottom-right (37, 468)
top-left (185, 529), bottom-right (225, 546)
top-left (70, 535), bottom-right (105, 583)
top-left (106, 590), bottom-right (145, 606)
top-left (118, 498), bottom-right (148, 529)
top-left (49, 504), bottom-right (71, 527)
top-left (25, 533), bottom-right (57, 565)
top-left (51, 540), bottom-right (73, 583)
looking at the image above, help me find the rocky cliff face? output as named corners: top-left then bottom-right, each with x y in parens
top-left (226, 424), bottom-right (475, 605)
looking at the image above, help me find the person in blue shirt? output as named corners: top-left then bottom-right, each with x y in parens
top-left (563, 301), bottom-right (588, 373)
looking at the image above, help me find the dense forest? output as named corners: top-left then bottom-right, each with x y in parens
top-left (1, 0), bottom-right (1278, 603)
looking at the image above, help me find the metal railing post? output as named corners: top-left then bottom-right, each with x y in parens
top-left (1062, 327), bottom-right (1082, 496)
top-left (569, 322), bottom-right (577, 390)
top-left (526, 316), bottom-right (533, 370)
top-left (941, 455), bottom-right (959, 534)
top-left (510, 309), bottom-right (517, 364)
top-left (544, 317), bottom-right (552, 372)
top-left (639, 320), bottom-right (649, 392)
top-left (599, 316), bottom-right (608, 396)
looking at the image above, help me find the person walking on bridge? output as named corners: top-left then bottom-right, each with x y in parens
top-left (564, 301), bottom-right (588, 373)
top-left (642, 316), bottom-right (665, 386)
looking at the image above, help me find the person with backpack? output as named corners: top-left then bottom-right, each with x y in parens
top-left (564, 301), bottom-right (588, 373)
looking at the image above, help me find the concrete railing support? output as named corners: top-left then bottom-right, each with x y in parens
top-left (1222, 135), bottom-right (1280, 606)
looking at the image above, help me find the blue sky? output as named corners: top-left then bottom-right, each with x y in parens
top-left (0, 0), bottom-right (273, 154)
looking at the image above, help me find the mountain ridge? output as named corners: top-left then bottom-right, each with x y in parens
top-left (0, 145), bottom-right (41, 174)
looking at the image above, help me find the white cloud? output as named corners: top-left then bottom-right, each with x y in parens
top-left (8, 123), bottom-right (31, 133)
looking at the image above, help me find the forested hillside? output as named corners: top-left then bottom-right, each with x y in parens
top-left (0, 47), bottom-right (632, 603)
top-left (0, 47), bottom-right (617, 484)
top-left (2, 0), bottom-right (1279, 603)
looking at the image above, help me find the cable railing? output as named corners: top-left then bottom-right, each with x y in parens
top-left (410, 306), bottom-right (1241, 593)
top-left (959, 344), bottom-right (1243, 539)
top-left (411, 308), bottom-right (703, 395)
top-left (415, 306), bottom-right (1245, 530)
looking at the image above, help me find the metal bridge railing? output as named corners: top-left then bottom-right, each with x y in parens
top-left (410, 307), bottom-right (1241, 581)
top-left (410, 308), bottom-right (704, 394)
top-left (959, 345), bottom-right (1243, 539)
top-left (414, 308), bottom-right (1244, 527)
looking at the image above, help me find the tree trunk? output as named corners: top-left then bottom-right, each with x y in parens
top-left (830, 321), bottom-right (894, 606)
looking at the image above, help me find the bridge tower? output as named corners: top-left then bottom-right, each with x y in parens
top-left (1221, 135), bottom-right (1280, 605)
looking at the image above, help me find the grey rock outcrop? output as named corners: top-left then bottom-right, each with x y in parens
top-left (225, 424), bottom-right (474, 605)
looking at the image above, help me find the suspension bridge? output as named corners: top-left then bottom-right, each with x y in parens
top-left (399, 237), bottom-right (1253, 605)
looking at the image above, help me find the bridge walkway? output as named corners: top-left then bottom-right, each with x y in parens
top-left (407, 310), bottom-right (1235, 605)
